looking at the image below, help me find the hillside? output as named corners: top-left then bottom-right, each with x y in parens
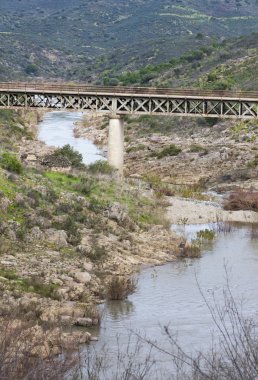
top-left (1, 0), bottom-right (258, 81)
top-left (104, 33), bottom-right (258, 90)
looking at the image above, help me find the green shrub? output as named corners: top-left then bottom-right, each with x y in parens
top-left (25, 64), bottom-right (39, 76)
top-left (196, 229), bottom-right (216, 241)
top-left (55, 144), bottom-right (84, 168)
top-left (0, 268), bottom-right (19, 280)
top-left (0, 152), bottom-right (22, 173)
top-left (247, 155), bottom-right (258, 168)
top-left (154, 144), bottom-right (182, 159)
top-left (89, 197), bottom-right (109, 213)
top-left (88, 160), bottom-right (113, 174)
top-left (75, 177), bottom-right (97, 195)
top-left (87, 244), bottom-right (107, 261)
top-left (189, 144), bottom-right (208, 154)
top-left (20, 276), bottom-right (60, 300)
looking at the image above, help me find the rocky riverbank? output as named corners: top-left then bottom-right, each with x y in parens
top-left (75, 113), bottom-right (258, 189)
top-left (1, 109), bottom-right (258, 358)
top-left (0, 109), bottom-right (183, 354)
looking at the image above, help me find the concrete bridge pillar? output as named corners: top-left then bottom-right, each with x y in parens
top-left (108, 115), bottom-right (124, 173)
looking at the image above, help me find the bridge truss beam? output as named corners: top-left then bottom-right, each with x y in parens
top-left (0, 91), bottom-right (258, 119)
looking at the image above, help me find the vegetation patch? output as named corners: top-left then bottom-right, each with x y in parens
top-left (152, 144), bottom-right (182, 159)
top-left (224, 190), bottom-right (258, 212)
top-left (176, 185), bottom-right (207, 200)
top-left (52, 144), bottom-right (84, 169)
top-left (189, 144), bottom-right (208, 155)
top-left (0, 151), bottom-right (22, 174)
top-left (106, 275), bottom-right (137, 300)
top-left (88, 160), bottom-right (113, 175)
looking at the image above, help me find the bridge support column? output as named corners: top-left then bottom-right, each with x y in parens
top-left (108, 115), bottom-right (124, 174)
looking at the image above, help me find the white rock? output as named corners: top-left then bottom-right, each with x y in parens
top-left (45, 229), bottom-right (68, 247)
top-left (75, 317), bottom-right (93, 327)
top-left (73, 271), bottom-right (91, 284)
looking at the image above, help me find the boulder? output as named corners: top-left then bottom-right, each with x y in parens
top-left (73, 271), bottom-right (91, 284)
top-left (45, 229), bottom-right (68, 247)
top-left (75, 317), bottom-right (93, 327)
top-left (26, 226), bottom-right (44, 242)
top-left (105, 202), bottom-right (127, 223)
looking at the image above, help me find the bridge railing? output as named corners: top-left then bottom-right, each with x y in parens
top-left (0, 82), bottom-right (258, 99)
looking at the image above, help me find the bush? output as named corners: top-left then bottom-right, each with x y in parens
top-left (88, 160), bottom-right (113, 174)
top-left (25, 63), bottom-right (39, 75)
top-left (54, 144), bottom-right (84, 169)
top-left (75, 177), bottom-right (97, 196)
top-left (224, 190), bottom-right (258, 212)
top-left (154, 144), bottom-right (182, 159)
top-left (0, 152), bottom-right (22, 173)
top-left (189, 144), bottom-right (208, 154)
top-left (87, 244), bottom-right (107, 261)
top-left (106, 275), bottom-right (137, 300)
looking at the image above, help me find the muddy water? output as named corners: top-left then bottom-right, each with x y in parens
top-left (38, 111), bottom-right (104, 164)
top-left (92, 224), bottom-right (258, 374)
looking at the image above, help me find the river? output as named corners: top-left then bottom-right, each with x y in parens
top-left (38, 111), bottom-right (104, 164)
top-left (38, 111), bottom-right (258, 378)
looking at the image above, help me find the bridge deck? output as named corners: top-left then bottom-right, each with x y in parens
top-left (1, 82), bottom-right (258, 119)
top-left (0, 82), bottom-right (258, 101)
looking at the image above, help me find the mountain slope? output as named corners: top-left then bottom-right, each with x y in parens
top-left (1, 0), bottom-right (258, 81)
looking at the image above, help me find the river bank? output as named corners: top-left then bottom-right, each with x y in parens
top-left (75, 113), bottom-right (258, 189)
top-left (0, 109), bottom-right (183, 356)
top-left (1, 109), bottom-right (258, 370)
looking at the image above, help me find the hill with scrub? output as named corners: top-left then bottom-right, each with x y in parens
top-left (1, 0), bottom-right (258, 81)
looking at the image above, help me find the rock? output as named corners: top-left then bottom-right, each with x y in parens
top-left (60, 305), bottom-right (85, 318)
top-left (55, 288), bottom-right (69, 301)
top-left (76, 245), bottom-right (91, 256)
top-left (68, 284), bottom-right (85, 301)
top-left (5, 228), bottom-right (16, 240)
top-left (75, 317), bottom-right (93, 327)
top-left (83, 262), bottom-right (93, 272)
top-left (51, 278), bottom-right (63, 286)
top-left (15, 193), bottom-right (26, 206)
top-left (27, 226), bottom-right (44, 242)
top-left (73, 271), bottom-right (91, 284)
top-left (0, 260), bottom-right (17, 267)
top-left (105, 202), bottom-right (127, 223)
top-left (26, 154), bottom-right (37, 161)
top-left (90, 336), bottom-right (99, 342)
top-left (1, 197), bottom-right (11, 213)
top-left (40, 307), bottom-right (60, 323)
top-left (45, 229), bottom-right (68, 247)
top-left (60, 315), bottom-right (74, 325)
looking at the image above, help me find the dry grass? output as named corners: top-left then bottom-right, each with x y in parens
top-left (223, 190), bottom-right (258, 212)
top-left (106, 276), bottom-right (137, 300)
top-left (0, 318), bottom-right (79, 380)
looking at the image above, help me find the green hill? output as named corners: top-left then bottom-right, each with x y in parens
top-left (1, 0), bottom-right (258, 81)
top-left (104, 33), bottom-right (258, 90)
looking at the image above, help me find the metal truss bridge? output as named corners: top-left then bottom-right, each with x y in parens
top-left (0, 82), bottom-right (258, 119)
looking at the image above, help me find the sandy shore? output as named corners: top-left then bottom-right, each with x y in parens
top-left (167, 197), bottom-right (258, 225)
